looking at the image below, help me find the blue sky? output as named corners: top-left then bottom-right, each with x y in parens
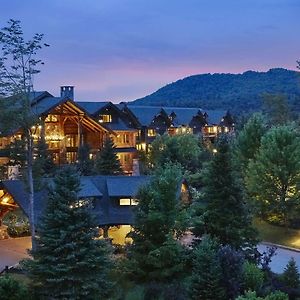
top-left (1, 0), bottom-right (299, 102)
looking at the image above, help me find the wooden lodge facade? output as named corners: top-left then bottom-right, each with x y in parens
top-left (0, 86), bottom-right (235, 178)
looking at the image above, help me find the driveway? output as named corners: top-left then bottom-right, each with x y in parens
top-left (0, 237), bottom-right (31, 271)
top-left (0, 237), bottom-right (300, 274)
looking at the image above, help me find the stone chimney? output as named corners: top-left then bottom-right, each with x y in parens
top-left (60, 86), bottom-right (74, 100)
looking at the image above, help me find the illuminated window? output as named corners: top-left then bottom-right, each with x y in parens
top-left (99, 114), bottom-right (112, 123)
top-left (66, 152), bottom-right (77, 163)
top-left (119, 198), bottom-right (138, 206)
top-left (147, 129), bottom-right (156, 137)
top-left (119, 198), bottom-right (131, 206)
top-left (45, 115), bottom-right (58, 122)
top-left (116, 134), bottom-right (130, 145)
top-left (65, 134), bottom-right (78, 147)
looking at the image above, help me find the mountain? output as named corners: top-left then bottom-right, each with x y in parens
top-left (131, 68), bottom-right (300, 114)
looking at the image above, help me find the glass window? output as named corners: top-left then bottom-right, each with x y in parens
top-left (147, 129), bottom-right (156, 137)
top-left (119, 198), bottom-right (131, 206)
top-left (99, 114), bottom-right (112, 123)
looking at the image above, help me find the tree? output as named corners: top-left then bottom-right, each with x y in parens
top-left (218, 245), bottom-right (245, 299)
top-left (246, 125), bottom-right (300, 228)
top-left (0, 275), bottom-right (30, 300)
top-left (0, 19), bottom-right (49, 247)
top-left (242, 261), bottom-right (264, 293)
top-left (189, 235), bottom-right (226, 300)
top-left (196, 136), bottom-right (257, 250)
top-left (281, 257), bottom-right (300, 290)
top-left (127, 163), bottom-right (186, 283)
top-left (94, 137), bottom-right (122, 175)
top-left (77, 143), bottom-right (94, 175)
top-left (149, 134), bottom-right (204, 172)
top-left (262, 94), bottom-right (291, 126)
top-left (235, 113), bottom-right (267, 172)
top-left (25, 167), bottom-right (113, 299)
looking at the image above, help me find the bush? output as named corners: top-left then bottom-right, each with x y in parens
top-left (0, 275), bottom-right (30, 300)
top-left (7, 219), bottom-right (30, 237)
top-left (236, 291), bottom-right (263, 300)
top-left (264, 291), bottom-right (288, 300)
top-left (242, 261), bottom-right (264, 293)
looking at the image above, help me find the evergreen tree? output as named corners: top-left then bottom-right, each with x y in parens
top-left (0, 275), bottom-right (30, 300)
top-left (94, 137), bottom-right (122, 175)
top-left (246, 125), bottom-right (300, 227)
top-left (190, 235), bottom-right (226, 300)
top-left (128, 163), bottom-right (186, 283)
top-left (33, 139), bottom-right (56, 180)
top-left (235, 113), bottom-right (267, 172)
top-left (282, 257), bottom-right (300, 289)
top-left (196, 136), bottom-right (257, 250)
top-left (77, 143), bottom-right (94, 175)
top-left (25, 167), bottom-right (113, 299)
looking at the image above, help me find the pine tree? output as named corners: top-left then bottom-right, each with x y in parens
top-left (77, 143), bottom-right (94, 175)
top-left (128, 163), bottom-right (186, 283)
top-left (282, 257), bottom-right (300, 289)
top-left (25, 167), bottom-right (113, 299)
top-left (197, 136), bottom-right (257, 250)
top-left (94, 137), bottom-right (122, 175)
top-left (190, 235), bottom-right (226, 300)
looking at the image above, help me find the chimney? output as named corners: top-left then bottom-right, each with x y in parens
top-left (60, 86), bottom-right (74, 100)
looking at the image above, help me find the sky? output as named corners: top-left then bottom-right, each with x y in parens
top-left (1, 0), bottom-right (300, 102)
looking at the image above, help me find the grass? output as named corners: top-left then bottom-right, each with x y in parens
top-left (254, 218), bottom-right (300, 249)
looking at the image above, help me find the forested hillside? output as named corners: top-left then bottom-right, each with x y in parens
top-left (131, 68), bottom-right (300, 114)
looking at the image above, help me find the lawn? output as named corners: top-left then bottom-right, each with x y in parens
top-left (254, 218), bottom-right (300, 249)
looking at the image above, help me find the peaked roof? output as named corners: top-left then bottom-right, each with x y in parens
top-left (0, 175), bottom-right (152, 226)
top-left (126, 105), bottom-right (228, 126)
top-left (76, 101), bottom-right (110, 115)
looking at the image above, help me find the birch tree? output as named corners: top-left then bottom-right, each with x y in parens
top-left (0, 19), bottom-right (49, 247)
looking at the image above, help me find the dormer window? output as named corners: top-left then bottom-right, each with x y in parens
top-left (119, 198), bottom-right (138, 206)
top-left (99, 114), bottom-right (112, 123)
top-left (147, 129), bottom-right (156, 137)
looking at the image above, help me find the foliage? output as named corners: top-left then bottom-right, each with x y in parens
top-left (77, 143), bottom-right (94, 175)
top-left (25, 167), bottom-right (113, 299)
top-left (246, 125), bottom-right (300, 227)
top-left (189, 235), bottom-right (226, 300)
top-left (7, 214), bottom-right (30, 237)
top-left (94, 137), bottom-right (123, 175)
top-left (281, 258), bottom-right (300, 289)
top-left (236, 291), bottom-right (288, 300)
top-left (262, 94), bottom-right (291, 125)
top-left (149, 134), bottom-right (203, 172)
top-left (132, 68), bottom-right (300, 115)
top-left (218, 245), bottom-right (245, 299)
top-left (0, 19), bottom-right (49, 246)
top-left (0, 275), bottom-right (30, 300)
top-left (196, 136), bottom-right (258, 250)
top-left (32, 139), bottom-right (56, 186)
top-left (235, 113), bottom-right (267, 172)
top-left (242, 261), bottom-right (264, 293)
top-left (127, 163), bottom-right (186, 283)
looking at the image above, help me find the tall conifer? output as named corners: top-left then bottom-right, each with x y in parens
top-left (25, 167), bottom-right (113, 299)
top-left (94, 137), bottom-right (122, 175)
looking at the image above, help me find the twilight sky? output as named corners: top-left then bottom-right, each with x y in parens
top-left (1, 0), bottom-right (300, 102)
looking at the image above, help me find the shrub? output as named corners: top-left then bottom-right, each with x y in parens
top-left (0, 275), bottom-right (30, 300)
top-left (242, 261), bottom-right (264, 293)
top-left (7, 219), bottom-right (30, 237)
top-left (264, 291), bottom-right (288, 300)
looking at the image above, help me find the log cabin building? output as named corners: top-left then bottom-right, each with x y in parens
top-left (0, 86), bottom-right (234, 177)
top-left (0, 176), bottom-right (189, 244)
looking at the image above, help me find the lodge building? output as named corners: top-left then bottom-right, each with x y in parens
top-left (0, 86), bottom-right (234, 177)
top-left (0, 86), bottom-right (234, 241)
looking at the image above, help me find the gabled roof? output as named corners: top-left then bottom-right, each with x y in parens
top-left (76, 101), bottom-right (110, 115)
top-left (126, 105), bottom-right (228, 126)
top-left (0, 175), bottom-right (152, 226)
top-left (107, 176), bottom-right (149, 197)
